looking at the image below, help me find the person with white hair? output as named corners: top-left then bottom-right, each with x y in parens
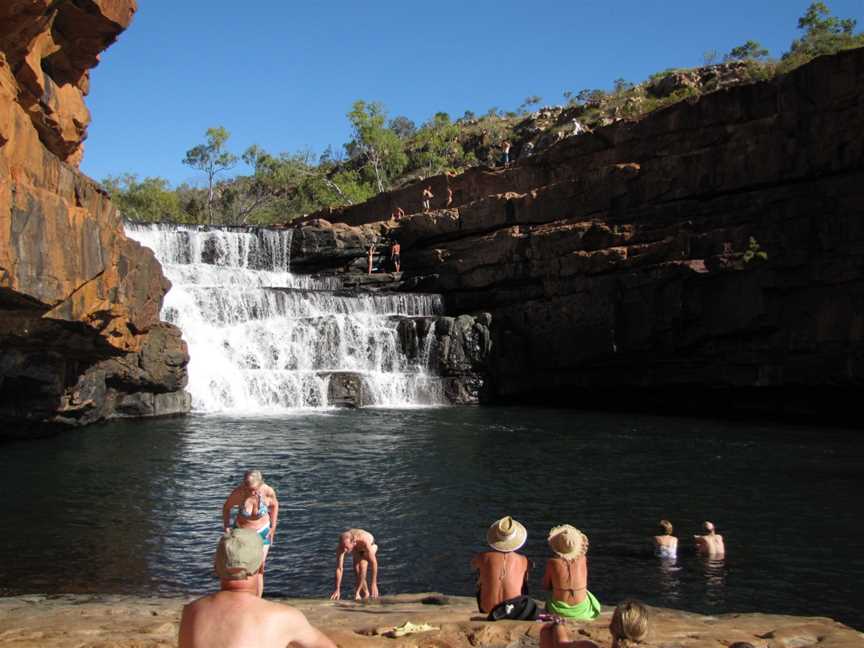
top-left (329, 528), bottom-right (379, 600)
top-left (222, 470), bottom-right (280, 596)
top-left (694, 521), bottom-right (725, 557)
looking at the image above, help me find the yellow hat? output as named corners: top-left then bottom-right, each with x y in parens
top-left (548, 525), bottom-right (588, 559)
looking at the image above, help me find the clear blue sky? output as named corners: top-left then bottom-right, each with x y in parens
top-left (80, 0), bottom-right (864, 187)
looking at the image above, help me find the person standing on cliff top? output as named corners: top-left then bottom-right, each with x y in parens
top-left (501, 140), bottom-right (512, 167)
top-left (471, 516), bottom-right (534, 618)
top-left (179, 529), bottom-right (336, 648)
top-left (694, 521), bottom-right (725, 557)
top-left (422, 186), bottom-right (434, 212)
top-left (329, 528), bottom-right (379, 600)
top-left (221, 470), bottom-right (279, 597)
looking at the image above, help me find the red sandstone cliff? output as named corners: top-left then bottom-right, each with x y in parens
top-left (295, 49), bottom-right (864, 420)
top-left (0, 1), bottom-right (189, 436)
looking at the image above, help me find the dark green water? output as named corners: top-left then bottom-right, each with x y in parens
top-left (1, 408), bottom-right (862, 629)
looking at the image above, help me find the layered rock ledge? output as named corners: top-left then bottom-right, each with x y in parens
top-left (0, 1), bottom-right (190, 437)
top-left (291, 48), bottom-right (864, 421)
top-left (0, 593), bottom-right (860, 648)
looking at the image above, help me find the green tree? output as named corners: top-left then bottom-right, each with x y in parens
top-left (346, 100), bottom-right (407, 193)
top-left (388, 115), bottom-right (416, 139)
top-left (102, 173), bottom-right (182, 222)
top-left (411, 112), bottom-right (462, 176)
top-left (784, 2), bottom-right (863, 62)
top-left (182, 126), bottom-right (238, 224)
top-left (725, 40), bottom-right (770, 61)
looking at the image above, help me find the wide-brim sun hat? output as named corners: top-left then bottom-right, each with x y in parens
top-left (548, 524), bottom-right (589, 559)
top-left (487, 516), bottom-right (528, 552)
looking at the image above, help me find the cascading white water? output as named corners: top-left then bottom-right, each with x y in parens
top-left (125, 223), bottom-right (444, 412)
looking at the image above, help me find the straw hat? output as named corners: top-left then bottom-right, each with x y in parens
top-left (486, 516), bottom-right (527, 552)
top-left (548, 524), bottom-right (589, 559)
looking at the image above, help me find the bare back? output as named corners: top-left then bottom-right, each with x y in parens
top-left (696, 533), bottom-right (725, 557)
top-left (179, 591), bottom-right (335, 648)
top-left (543, 556), bottom-right (588, 605)
top-left (471, 551), bottom-right (529, 613)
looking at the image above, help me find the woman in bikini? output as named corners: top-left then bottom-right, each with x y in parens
top-left (221, 470), bottom-right (279, 597)
top-left (542, 525), bottom-right (601, 620)
top-left (652, 519), bottom-right (678, 559)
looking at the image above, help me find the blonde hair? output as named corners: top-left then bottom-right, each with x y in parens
top-left (659, 520), bottom-right (673, 535)
top-left (610, 600), bottom-right (649, 648)
top-left (243, 470), bottom-right (263, 487)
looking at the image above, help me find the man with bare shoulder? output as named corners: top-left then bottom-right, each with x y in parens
top-left (694, 520), bottom-right (725, 557)
top-left (471, 516), bottom-right (533, 618)
top-left (179, 528), bottom-right (336, 648)
top-left (329, 528), bottom-right (379, 600)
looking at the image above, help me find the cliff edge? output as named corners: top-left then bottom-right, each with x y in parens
top-left (295, 48), bottom-right (864, 421)
top-left (0, 1), bottom-right (189, 437)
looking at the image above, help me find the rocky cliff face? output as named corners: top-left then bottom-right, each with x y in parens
top-left (0, 1), bottom-right (189, 437)
top-left (294, 49), bottom-right (864, 420)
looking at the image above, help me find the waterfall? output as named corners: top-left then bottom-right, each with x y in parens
top-left (125, 223), bottom-right (444, 412)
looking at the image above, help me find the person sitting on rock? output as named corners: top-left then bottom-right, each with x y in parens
top-left (391, 207), bottom-right (406, 221)
top-left (540, 599), bottom-right (649, 648)
top-left (542, 525), bottom-right (601, 620)
top-left (652, 519), bottom-right (678, 559)
top-left (179, 528), bottom-right (336, 648)
top-left (422, 186), bottom-right (434, 212)
top-left (329, 528), bottom-right (379, 600)
top-left (471, 516), bottom-right (533, 618)
top-left (694, 521), bottom-right (725, 557)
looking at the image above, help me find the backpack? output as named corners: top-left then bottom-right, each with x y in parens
top-left (487, 595), bottom-right (539, 621)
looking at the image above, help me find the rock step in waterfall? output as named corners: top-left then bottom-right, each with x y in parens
top-left (125, 223), bottom-right (447, 411)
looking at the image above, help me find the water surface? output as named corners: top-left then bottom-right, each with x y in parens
top-left (1, 408), bottom-right (861, 629)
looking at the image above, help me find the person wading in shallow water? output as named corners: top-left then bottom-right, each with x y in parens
top-left (694, 520), bottom-right (725, 557)
top-left (653, 519), bottom-right (678, 559)
top-left (222, 470), bottom-right (279, 597)
top-left (179, 529), bottom-right (336, 648)
top-left (471, 516), bottom-right (532, 616)
top-left (329, 528), bottom-right (380, 600)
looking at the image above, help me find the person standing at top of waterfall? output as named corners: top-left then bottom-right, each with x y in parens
top-left (694, 521), bottom-right (725, 557)
top-left (329, 528), bottom-right (379, 600)
top-left (222, 470), bottom-right (279, 597)
top-left (501, 140), bottom-right (512, 167)
top-left (422, 186), bottom-right (434, 212)
top-left (366, 240), bottom-right (377, 274)
top-left (571, 118), bottom-right (586, 136)
top-left (390, 241), bottom-right (401, 273)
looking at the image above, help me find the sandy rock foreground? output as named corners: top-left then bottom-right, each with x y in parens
top-left (0, 593), bottom-right (860, 648)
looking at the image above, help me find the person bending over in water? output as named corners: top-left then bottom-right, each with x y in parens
top-left (222, 470), bottom-right (279, 596)
top-left (652, 519), bottom-right (678, 559)
top-left (179, 528), bottom-right (336, 648)
top-left (330, 528), bottom-right (379, 600)
top-left (542, 525), bottom-right (601, 620)
top-left (471, 516), bottom-right (531, 615)
top-left (540, 599), bottom-right (649, 648)
top-left (694, 521), bottom-right (725, 557)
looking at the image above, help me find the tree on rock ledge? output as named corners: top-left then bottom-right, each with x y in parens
top-left (183, 126), bottom-right (238, 224)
